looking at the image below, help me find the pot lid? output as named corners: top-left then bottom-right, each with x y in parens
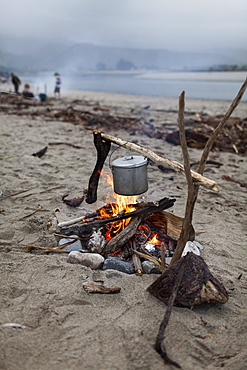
top-left (111, 156), bottom-right (147, 168)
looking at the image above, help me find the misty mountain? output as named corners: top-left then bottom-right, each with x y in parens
top-left (1, 35), bottom-right (247, 73)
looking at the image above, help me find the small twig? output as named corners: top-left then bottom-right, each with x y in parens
top-left (21, 205), bottom-right (42, 219)
top-left (0, 188), bottom-right (34, 201)
top-left (19, 186), bottom-right (62, 199)
top-left (131, 239), bottom-right (143, 275)
top-left (133, 249), bottom-right (161, 269)
top-left (155, 263), bottom-right (185, 368)
top-left (24, 238), bottom-right (80, 253)
top-left (48, 141), bottom-right (84, 149)
top-left (24, 245), bottom-right (71, 253)
top-left (53, 233), bottom-right (87, 240)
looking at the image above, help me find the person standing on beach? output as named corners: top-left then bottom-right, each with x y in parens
top-left (10, 73), bottom-right (21, 94)
top-left (54, 72), bottom-right (61, 100)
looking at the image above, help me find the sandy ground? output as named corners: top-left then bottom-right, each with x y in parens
top-left (0, 87), bottom-right (247, 370)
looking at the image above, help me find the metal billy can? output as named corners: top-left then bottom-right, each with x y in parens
top-left (111, 156), bottom-right (148, 195)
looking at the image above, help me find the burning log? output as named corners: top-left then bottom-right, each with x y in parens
top-left (76, 197), bottom-right (176, 234)
top-left (101, 215), bottom-right (145, 255)
top-left (58, 198), bottom-right (176, 233)
top-left (86, 131), bottom-right (111, 204)
top-left (95, 130), bottom-right (219, 192)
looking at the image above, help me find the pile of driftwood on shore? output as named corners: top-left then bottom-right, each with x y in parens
top-left (1, 92), bottom-right (246, 154)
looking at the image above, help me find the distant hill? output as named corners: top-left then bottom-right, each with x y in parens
top-left (1, 35), bottom-right (247, 73)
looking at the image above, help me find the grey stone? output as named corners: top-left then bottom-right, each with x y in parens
top-left (67, 251), bottom-right (104, 270)
top-left (58, 235), bottom-right (82, 252)
top-left (103, 258), bottom-right (135, 274)
top-left (142, 260), bottom-right (161, 274)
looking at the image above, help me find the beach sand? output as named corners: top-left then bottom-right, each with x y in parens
top-left (0, 87), bottom-right (247, 369)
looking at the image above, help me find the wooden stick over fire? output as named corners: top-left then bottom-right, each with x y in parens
top-left (95, 130), bottom-right (219, 192)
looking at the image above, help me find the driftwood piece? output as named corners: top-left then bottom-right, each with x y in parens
top-left (147, 252), bottom-right (228, 307)
top-left (86, 131), bottom-right (111, 204)
top-left (82, 282), bottom-right (121, 294)
top-left (131, 239), bottom-right (143, 275)
top-left (101, 215), bottom-right (145, 255)
top-left (170, 92), bottom-right (196, 266)
top-left (96, 130), bottom-right (219, 192)
top-left (170, 78), bottom-right (247, 266)
top-left (154, 263), bottom-right (185, 368)
top-left (32, 146), bottom-right (47, 158)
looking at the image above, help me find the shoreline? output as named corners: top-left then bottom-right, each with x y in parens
top-left (2, 81), bottom-right (247, 118)
top-left (1, 69), bottom-right (247, 105)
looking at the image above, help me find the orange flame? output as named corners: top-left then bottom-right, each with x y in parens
top-left (98, 171), bottom-right (138, 238)
top-left (149, 234), bottom-right (161, 245)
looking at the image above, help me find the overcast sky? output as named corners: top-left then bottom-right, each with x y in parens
top-left (0, 0), bottom-right (247, 51)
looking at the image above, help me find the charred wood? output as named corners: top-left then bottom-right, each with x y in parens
top-left (101, 215), bottom-right (145, 255)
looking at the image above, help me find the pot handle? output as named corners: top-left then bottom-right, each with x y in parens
top-left (108, 144), bottom-right (128, 170)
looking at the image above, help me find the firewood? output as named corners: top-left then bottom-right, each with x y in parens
top-left (101, 215), bottom-right (145, 255)
top-left (58, 197), bottom-right (175, 230)
top-left (131, 239), bottom-right (143, 275)
top-left (86, 131), bottom-right (111, 204)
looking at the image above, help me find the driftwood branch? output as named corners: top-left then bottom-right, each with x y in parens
top-left (170, 79), bottom-right (247, 266)
top-left (96, 130), bottom-right (219, 192)
top-left (48, 142), bottom-right (84, 149)
top-left (170, 92), bottom-right (197, 266)
top-left (154, 263), bottom-right (185, 368)
top-left (86, 131), bottom-right (111, 204)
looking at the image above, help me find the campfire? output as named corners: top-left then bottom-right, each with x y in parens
top-left (76, 171), bottom-right (180, 271)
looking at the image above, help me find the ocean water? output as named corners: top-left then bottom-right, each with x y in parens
top-left (27, 70), bottom-right (247, 101)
